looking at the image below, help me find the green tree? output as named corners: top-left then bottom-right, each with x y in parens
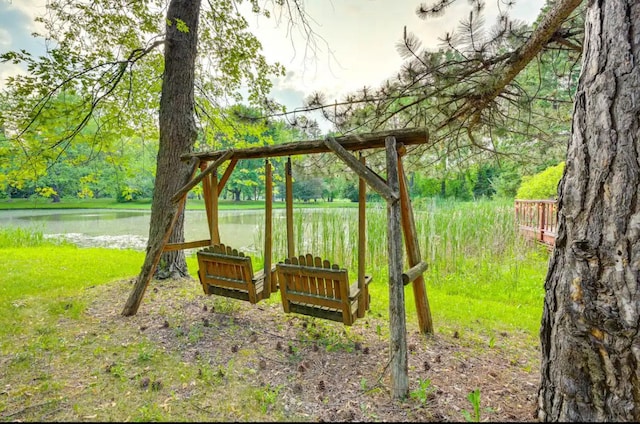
top-left (293, 177), bottom-right (323, 202)
top-left (204, 105), bottom-right (290, 202)
top-left (472, 164), bottom-right (498, 199)
top-left (409, 172), bottom-right (442, 198)
top-left (1, 0), bottom-right (307, 314)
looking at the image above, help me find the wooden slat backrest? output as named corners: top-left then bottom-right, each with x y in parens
top-left (200, 243), bottom-right (253, 282)
top-left (197, 243), bottom-right (258, 303)
top-left (280, 256), bottom-right (347, 298)
top-left (277, 254), bottom-right (353, 324)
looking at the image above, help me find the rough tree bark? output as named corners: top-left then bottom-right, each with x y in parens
top-left (122, 0), bottom-right (201, 316)
top-left (538, 1), bottom-right (640, 420)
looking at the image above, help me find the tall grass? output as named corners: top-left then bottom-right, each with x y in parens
top-left (253, 198), bottom-right (549, 336)
top-left (259, 198), bottom-right (530, 274)
top-left (0, 227), bottom-right (49, 248)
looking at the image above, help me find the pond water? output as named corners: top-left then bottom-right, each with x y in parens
top-left (0, 208), bottom-right (286, 252)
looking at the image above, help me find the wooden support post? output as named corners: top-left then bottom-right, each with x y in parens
top-left (200, 161), bottom-right (213, 242)
top-left (264, 159), bottom-right (274, 295)
top-left (357, 153), bottom-right (367, 317)
top-left (397, 153), bottom-right (434, 334)
top-left (323, 136), bottom-right (398, 202)
top-left (285, 158), bottom-right (295, 259)
top-left (122, 160), bottom-right (199, 316)
top-left (210, 169), bottom-right (220, 245)
top-left (386, 136), bottom-right (408, 400)
top-left (218, 158), bottom-right (238, 193)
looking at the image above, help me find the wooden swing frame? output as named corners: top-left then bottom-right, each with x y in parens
top-left (163, 128), bottom-right (433, 327)
top-left (143, 127), bottom-right (434, 399)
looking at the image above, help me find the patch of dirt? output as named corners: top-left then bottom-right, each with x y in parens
top-left (85, 277), bottom-right (540, 422)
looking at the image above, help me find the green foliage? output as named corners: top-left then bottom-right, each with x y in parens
top-left (0, 91), bottom-right (158, 201)
top-left (254, 384), bottom-right (282, 414)
top-left (1, 0), bottom-right (288, 204)
top-left (0, 227), bottom-right (62, 248)
top-left (117, 186), bottom-right (143, 203)
top-left (292, 177), bottom-right (323, 202)
top-left (516, 162), bottom-right (565, 199)
top-left (461, 388), bottom-right (494, 422)
top-left (408, 165), bottom-right (501, 201)
top-left (472, 165), bottom-right (497, 199)
top-left (461, 388), bottom-right (482, 422)
top-left (492, 167), bottom-right (522, 198)
top-left (342, 180), bottom-right (359, 202)
top-left (321, 177), bottom-right (341, 202)
top-left (444, 171), bottom-right (474, 200)
top-left (410, 173), bottom-right (442, 198)
top-left (410, 378), bottom-right (435, 404)
top-left (167, 18), bottom-right (190, 33)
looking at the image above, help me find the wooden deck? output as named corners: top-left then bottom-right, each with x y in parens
top-left (514, 200), bottom-right (558, 249)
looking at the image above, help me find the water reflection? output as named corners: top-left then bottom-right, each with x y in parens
top-left (0, 208), bottom-right (284, 251)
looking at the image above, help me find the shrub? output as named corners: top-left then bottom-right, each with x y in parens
top-left (516, 162), bottom-right (564, 200)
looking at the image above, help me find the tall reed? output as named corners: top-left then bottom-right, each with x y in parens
top-left (255, 198), bottom-right (526, 265)
top-left (0, 227), bottom-right (47, 248)
top-left (252, 198), bottom-right (546, 311)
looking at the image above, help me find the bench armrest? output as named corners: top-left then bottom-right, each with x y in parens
top-left (348, 275), bottom-right (372, 301)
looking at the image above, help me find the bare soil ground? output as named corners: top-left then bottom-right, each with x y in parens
top-left (3, 276), bottom-right (541, 422)
top-left (119, 277), bottom-right (539, 422)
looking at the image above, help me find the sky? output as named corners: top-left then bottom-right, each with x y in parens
top-left (0, 0), bottom-right (546, 125)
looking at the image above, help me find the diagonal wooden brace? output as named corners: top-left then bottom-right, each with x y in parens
top-left (323, 136), bottom-right (398, 202)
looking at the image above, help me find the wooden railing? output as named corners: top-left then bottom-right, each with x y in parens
top-left (514, 200), bottom-right (558, 249)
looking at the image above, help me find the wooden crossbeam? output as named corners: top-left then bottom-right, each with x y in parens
top-left (182, 128), bottom-right (429, 162)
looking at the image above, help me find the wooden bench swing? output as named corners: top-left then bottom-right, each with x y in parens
top-left (195, 155), bottom-right (277, 304)
top-left (193, 153), bottom-right (372, 325)
top-left (153, 129), bottom-right (433, 335)
top-left (276, 157), bottom-right (372, 325)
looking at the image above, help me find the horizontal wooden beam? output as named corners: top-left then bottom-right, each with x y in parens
top-left (402, 261), bottom-right (428, 286)
top-left (163, 239), bottom-right (212, 251)
top-left (181, 127), bottom-right (429, 162)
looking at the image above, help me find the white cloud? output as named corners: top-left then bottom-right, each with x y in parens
top-left (0, 27), bottom-right (11, 48)
top-left (1, 0), bottom-right (47, 30)
top-left (0, 0), bottom-right (546, 118)
top-left (248, 0), bottom-right (545, 106)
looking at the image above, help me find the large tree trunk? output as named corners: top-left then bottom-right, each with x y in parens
top-left (537, 1), bottom-right (640, 420)
top-left (122, 0), bottom-right (201, 316)
top-left (155, 207), bottom-right (188, 279)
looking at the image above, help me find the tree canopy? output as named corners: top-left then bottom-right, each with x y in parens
top-left (266, 0), bottom-right (584, 189)
top-left (0, 0), bottom-right (291, 200)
